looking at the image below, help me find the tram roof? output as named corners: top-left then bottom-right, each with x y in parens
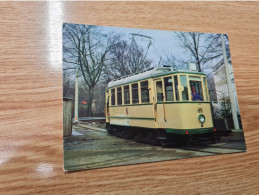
top-left (107, 67), bottom-right (206, 88)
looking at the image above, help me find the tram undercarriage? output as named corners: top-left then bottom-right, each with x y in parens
top-left (106, 123), bottom-right (220, 146)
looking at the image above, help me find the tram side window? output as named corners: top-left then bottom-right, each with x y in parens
top-left (117, 87), bottom-right (122, 105)
top-left (124, 85), bottom-right (130, 104)
top-left (111, 89), bottom-right (115, 105)
top-left (180, 75), bottom-right (189, 101)
top-left (174, 75), bottom-right (179, 101)
top-left (156, 81), bottom-right (163, 102)
top-left (190, 80), bottom-right (204, 101)
top-left (141, 81), bottom-right (149, 103)
top-left (164, 77), bottom-right (174, 101)
top-left (132, 83), bottom-right (139, 104)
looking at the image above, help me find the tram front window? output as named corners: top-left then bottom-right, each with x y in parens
top-left (180, 75), bottom-right (189, 101)
top-left (190, 81), bottom-right (204, 101)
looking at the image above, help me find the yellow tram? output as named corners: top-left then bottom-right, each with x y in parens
top-left (105, 67), bottom-right (217, 145)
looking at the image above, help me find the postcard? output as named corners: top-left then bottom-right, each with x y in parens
top-left (63, 23), bottom-right (246, 171)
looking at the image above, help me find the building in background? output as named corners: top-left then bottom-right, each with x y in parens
top-left (207, 74), bottom-right (217, 102)
top-left (212, 59), bottom-right (240, 119)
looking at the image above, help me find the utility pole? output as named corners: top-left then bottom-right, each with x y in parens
top-left (74, 67), bottom-right (79, 123)
top-left (221, 34), bottom-right (240, 129)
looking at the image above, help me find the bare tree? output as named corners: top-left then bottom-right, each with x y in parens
top-left (93, 83), bottom-right (106, 116)
top-left (63, 23), bottom-right (115, 116)
top-left (175, 32), bottom-right (206, 72)
top-left (174, 32), bottom-right (230, 73)
top-left (102, 35), bottom-right (129, 82)
top-left (202, 34), bottom-right (231, 75)
top-left (162, 52), bottom-right (188, 70)
top-left (103, 34), bottom-right (152, 83)
top-left (78, 79), bottom-right (89, 117)
top-left (127, 35), bottom-right (152, 73)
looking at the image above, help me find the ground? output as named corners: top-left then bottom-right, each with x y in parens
top-left (63, 122), bottom-right (246, 171)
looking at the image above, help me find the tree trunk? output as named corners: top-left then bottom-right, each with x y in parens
top-left (197, 60), bottom-right (202, 72)
top-left (87, 85), bottom-right (94, 116)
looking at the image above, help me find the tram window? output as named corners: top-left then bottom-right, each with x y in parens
top-left (203, 77), bottom-right (208, 101)
top-left (190, 80), bottom-right (204, 101)
top-left (111, 89), bottom-right (115, 105)
top-left (132, 83), bottom-right (139, 104)
top-left (164, 77), bottom-right (174, 101)
top-left (156, 81), bottom-right (163, 102)
top-left (180, 75), bottom-right (189, 101)
top-left (117, 87), bottom-right (122, 105)
top-left (123, 85), bottom-right (130, 104)
top-left (141, 81), bottom-right (149, 103)
top-left (174, 76), bottom-right (179, 101)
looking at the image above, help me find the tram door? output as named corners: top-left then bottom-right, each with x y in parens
top-left (154, 80), bottom-right (164, 123)
top-left (155, 80), bottom-right (164, 102)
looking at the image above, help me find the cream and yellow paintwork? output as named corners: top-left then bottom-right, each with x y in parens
top-left (106, 73), bottom-right (213, 134)
top-left (156, 103), bottom-right (213, 129)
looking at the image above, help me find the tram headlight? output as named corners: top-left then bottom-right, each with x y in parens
top-left (198, 114), bottom-right (205, 123)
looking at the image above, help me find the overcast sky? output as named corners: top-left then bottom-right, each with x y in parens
top-left (99, 25), bottom-right (225, 71)
top-left (101, 25), bottom-right (189, 66)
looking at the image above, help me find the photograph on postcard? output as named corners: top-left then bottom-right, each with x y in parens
top-left (62, 23), bottom-right (246, 171)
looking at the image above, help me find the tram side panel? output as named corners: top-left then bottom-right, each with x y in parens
top-left (156, 103), bottom-right (213, 131)
top-left (109, 105), bottom-right (156, 129)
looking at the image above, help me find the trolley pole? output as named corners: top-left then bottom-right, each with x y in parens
top-left (221, 34), bottom-right (240, 129)
top-left (74, 67), bottom-right (79, 123)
